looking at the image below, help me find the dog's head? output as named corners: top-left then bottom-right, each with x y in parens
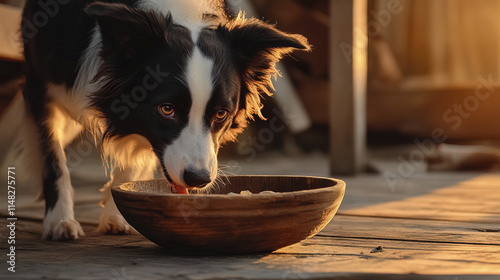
top-left (87, 3), bottom-right (310, 192)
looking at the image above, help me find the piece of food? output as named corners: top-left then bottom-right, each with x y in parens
top-left (259, 190), bottom-right (277, 195)
top-left (227, 190), bottom-right (279, 195)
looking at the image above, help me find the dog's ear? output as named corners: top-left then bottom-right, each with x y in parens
top-left (217, 15), bottom-right (311, 143)
top-left (86, 2), bottom-right (169, 59)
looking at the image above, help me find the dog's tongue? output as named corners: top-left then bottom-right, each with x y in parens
top-left (172, 184), bottom-right (189, 194)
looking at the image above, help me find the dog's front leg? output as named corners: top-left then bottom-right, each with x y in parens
top-left (96, 169), bottom-right (136, 234)
top-left (41, 147), bottom-right (85, 241)
top-left (97, 163), bottom-right (156, 234)
top-left (38, 106), bottom-right (85, 241)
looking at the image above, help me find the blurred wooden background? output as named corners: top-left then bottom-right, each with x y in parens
top-left (254, 0), bottom-right (500, 142)
top-left (2, 0), bottom-right (500, 153)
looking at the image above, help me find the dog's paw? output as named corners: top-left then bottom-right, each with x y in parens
top-left (42, 219), bottom-right (85, 241)
top-left (97, 213), bottom-right (137, 234)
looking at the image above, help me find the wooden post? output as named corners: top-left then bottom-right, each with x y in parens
top-left (329, 0), bottom-right (367, 175)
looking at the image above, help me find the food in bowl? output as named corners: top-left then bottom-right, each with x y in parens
top-left (227, 190), bottom-right (279, 195)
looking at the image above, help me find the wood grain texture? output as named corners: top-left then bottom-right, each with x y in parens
top-left (273, 236), bottom-right (500, 275)
top-left (4, 219), bottom-right (500, 279)
top-left (340, 174), bottom-right (500, 223)
top-left (3, 151), bottom-right (500, 278)
top-left (323, 215), bottom-right (500, 246)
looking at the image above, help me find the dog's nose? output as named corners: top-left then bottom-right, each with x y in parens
top-left (183, 168), bottom-right (211, 187)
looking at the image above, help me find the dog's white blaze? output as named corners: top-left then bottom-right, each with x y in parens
top-left (186, 48), bottom-right (213, 130)
top-left (138, 0), bottom-right (218, 41)
top-left (163, 47), bottom-right (217, 185)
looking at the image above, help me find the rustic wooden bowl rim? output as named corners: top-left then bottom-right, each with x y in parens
top-left (112, 175), bottom-right (345, 198)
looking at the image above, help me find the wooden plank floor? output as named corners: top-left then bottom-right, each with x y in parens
top-left (1, 152), bottom-right (500, 279)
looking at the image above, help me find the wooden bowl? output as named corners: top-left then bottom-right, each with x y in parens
top-left (111, 175), bottom-right (345, 254)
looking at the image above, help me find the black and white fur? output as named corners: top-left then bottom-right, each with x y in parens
top-left (20, 0), bottom-right (309, 240)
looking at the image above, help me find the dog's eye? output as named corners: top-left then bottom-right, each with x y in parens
top-left (159, 104), bottom-right (175, 118)
top-left (214, 110), bottom-right (228, 122)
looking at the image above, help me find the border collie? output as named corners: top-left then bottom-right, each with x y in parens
top-left (20, 0), bottom-right (309, 240)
